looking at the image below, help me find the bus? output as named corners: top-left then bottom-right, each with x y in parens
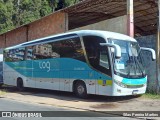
top-left (3, 30), bottom-right (156, 98)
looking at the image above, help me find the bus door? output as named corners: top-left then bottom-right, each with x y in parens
top-left (93, 46), bottom-right (112, 95)
top-left (83, 36), bottom-right (112, 95)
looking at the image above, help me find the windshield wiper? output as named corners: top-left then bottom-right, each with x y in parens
top-left (127, 56), bottom-right (144, 78)
top-left (127, 56), bottom-right (133, 78)
top-left (130, 44), bottom-right (144, 77)
top-left (134, 56), bottom-right (145, 77)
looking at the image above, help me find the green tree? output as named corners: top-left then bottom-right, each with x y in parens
top-left (40, 0), bottom-right (52, 17)
top-left (47, 0), bottom-right (58, 12)
top-left (0, 0), bottom-right (80, 34)
top-left (0, 0), bottom-right (14, 33)
top-left (19, 0), bottom-right (41, 25)
top-left (12, 0), bottom-right (52, 27)
top-left (55, 0), bottom-right (80, 11)
top-left (64, 0), bottom-right (80, 7)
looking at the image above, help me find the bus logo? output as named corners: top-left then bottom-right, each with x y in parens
top-left (39, 61), bottom-right (50, 72)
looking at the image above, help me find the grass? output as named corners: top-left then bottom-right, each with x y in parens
top-left (142, 93), bottom-right (160, 99)
top-left (0, 88), bottom-right (7, 96)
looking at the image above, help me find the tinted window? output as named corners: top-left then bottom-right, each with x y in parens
top-left (32, 43), bottom-right (54, 60)
top-left (4, 47), bottom-right (25, 62)
top-left (31, 37), bottom-right (85, 62)
top-left (83, 36), bottom-right (111, 76)
top-left (24, 46), bottom-right (33, 60)
top-left (100, 46), bottom-right (109, 69)
top-left (51, 37), bottom-right (85, 62)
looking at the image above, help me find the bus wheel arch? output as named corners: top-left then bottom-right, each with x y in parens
top-left (17, 77), bottom-right (25, 91)
top-left (73, 80), bottom-right (87, 98)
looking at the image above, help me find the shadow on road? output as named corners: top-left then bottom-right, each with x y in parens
top-left (0, 85), bottom-right (140, 103)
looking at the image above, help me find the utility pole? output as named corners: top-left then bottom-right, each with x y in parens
top-left (127, 0), bottom-right (134, 38)
top-left (156, 0), bottom-right (160, 94)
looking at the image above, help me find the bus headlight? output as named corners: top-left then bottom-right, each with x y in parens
top-left (114, 79), bottom-right (127, 88)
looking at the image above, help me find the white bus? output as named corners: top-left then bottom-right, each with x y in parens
top-left (3, 30), bottom-right (155, 98)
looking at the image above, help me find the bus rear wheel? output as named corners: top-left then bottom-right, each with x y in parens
top-left (0, 84), bottom-right (2, 88)
top-left (17, 78), bottom-right (25, 91)
top-left (74, 81), bottom-right (87, 98)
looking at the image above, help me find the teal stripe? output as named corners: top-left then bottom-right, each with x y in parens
top-left (122, 77), bottom-right (147, 85)
top-left (5, 58), bottom-right (111, 80)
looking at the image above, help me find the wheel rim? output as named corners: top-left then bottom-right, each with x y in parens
top-left (77, 85), bottom-right (85, 95)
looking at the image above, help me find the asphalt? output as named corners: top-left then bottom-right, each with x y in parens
top-left (0, 98), bottom-right (140, 120)
top-left (0, 86), bottom-right (160, 120)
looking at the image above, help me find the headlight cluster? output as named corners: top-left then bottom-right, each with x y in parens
top-left (114, 79), bottom-right (127, 88)
top-left (114, 79), bottom-right (146, 88)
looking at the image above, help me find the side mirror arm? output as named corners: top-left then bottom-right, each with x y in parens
top-left (100, 43), bottom-right (121, 58)
top-left (141, 47), bottom-right (156, 60)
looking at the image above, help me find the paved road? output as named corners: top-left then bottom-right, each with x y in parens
top-left (0, 98), bottom-right (140, 120)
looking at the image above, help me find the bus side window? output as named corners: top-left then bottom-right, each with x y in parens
top-left (51, 37), bottom-right (86, 62)
top-left (5, 48), bottom-right (25, 62)
top-left (4, 50), bottom-right (10, 62)
top-left (99, 46), bottom-right (109, 69)
top-left (25, 37), bottom-right (85, 62)
top-left (24, 46), bottom-right (33, 60)
top-left (32, 44), bottom-right (56, 60)
top-left (83, 36), bottom-right (111, 76)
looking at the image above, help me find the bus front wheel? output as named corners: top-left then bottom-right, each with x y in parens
top-left (17, 78), bottom-right (25, 91)
top-left (74, 81), bottom-right (87, 98)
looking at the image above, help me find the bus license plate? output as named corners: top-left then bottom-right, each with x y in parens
top-left (132, 90), bottom-right (138, 95)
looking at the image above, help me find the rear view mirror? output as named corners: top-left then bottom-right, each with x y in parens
top-left (140, 47), bottom-right (156, 61)
top-left (100, 43), bottom-right (121, 59)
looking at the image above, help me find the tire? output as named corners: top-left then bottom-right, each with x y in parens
top-left (0, 84), bottom-right (2, 88)
top-left (17, 78), bottom-right (25, 91)
top-left (74, 81), bottom-right (87, 98)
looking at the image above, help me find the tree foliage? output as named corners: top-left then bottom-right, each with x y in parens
top-left (0, 0), bottom-right (80, 34)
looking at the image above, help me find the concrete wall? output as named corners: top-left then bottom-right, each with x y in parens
top-left (71, 15), bottom-right (128, 34)
top-left (0, 14), bottom-right (126, 49)
top-left (0, 12), bottom-right (68, 48)
top-left (28, 12), bottom-right (68, 41)
top-left (6, 27), bottom-right (27, 47)
top-left (0, 35), bottom-right (5, 48)
top-left (136, 35), bottom-right (157, 92)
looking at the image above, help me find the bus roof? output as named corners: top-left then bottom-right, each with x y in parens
top-left (5, 30), bottom-right (136, 50)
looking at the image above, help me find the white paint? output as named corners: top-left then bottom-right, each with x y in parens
top-left (39, 61), bottom-right (51, 72)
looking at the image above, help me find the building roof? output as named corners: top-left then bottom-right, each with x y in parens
top-left (63, 0), bottom-right (158, 36)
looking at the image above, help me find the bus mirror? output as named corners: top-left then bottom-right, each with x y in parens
top-left (111, 47), bottom-right (115, 53)
top-left (100, 43), bottom-right (121, 58)
top-left (141, 47), bottom-right (156, 61)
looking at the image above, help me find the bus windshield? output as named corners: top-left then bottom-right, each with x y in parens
top-left (108, 38), bottom-right (146, 78)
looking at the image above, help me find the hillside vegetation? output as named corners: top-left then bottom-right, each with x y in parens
top-left (0, 0), bottom-right (80, 34)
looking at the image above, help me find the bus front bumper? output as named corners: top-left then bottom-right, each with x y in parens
top-left (112, 83), bottom-right (146, 96)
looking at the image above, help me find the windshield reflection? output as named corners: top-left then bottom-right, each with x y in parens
top-left (108, 38), bottom-right (146, 78)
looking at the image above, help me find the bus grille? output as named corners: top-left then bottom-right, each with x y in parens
top-left (126, 84), bottom-right (144, 88)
